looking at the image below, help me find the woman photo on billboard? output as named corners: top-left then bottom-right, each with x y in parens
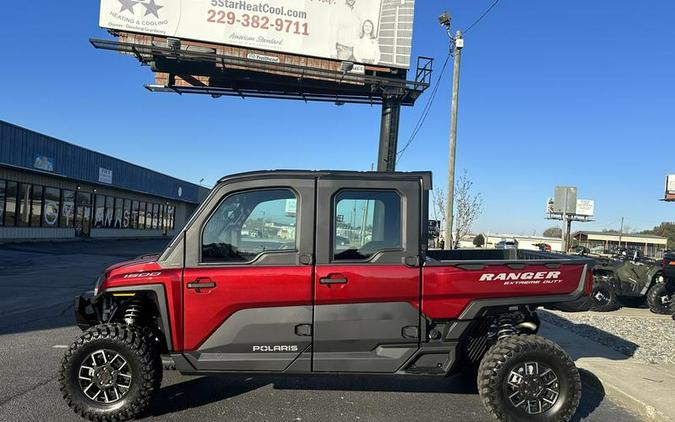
top-left (355, 19), bottom-right (381, 64)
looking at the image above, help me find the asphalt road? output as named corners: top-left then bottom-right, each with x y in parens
top-left (0, 239), bottom-right (641, 422)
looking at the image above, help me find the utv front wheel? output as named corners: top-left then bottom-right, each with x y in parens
top-left (647, 283), bottom-right (673, 315)
top-left (590, 282), bottom-right (619, 312)
top-left (477, 335), bottom-right (581, 422)
top-left (59, 324), bottom-right (162, 421)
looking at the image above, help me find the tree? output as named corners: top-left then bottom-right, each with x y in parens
top-left (641, 222), bottom-right (675, 249)
top-left (430, 189), bottom-right (447, 247)
top-left (543, 227), bottom-right (562, 238)
top-left (473, 234), bottom-right (485, 248)
top-left (452, 171), bottom-right (483, 249)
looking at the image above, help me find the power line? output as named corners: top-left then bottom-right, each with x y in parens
top-left (464, 0), bottom-right (501, 34)
top-left (397, 52), bottom-right (451, 160)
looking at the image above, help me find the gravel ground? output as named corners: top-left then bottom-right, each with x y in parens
top-left (541, 309), bottom-right (675, 365)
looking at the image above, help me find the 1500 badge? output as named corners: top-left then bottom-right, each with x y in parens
top-left (123, 272), bottom-right (162, 279)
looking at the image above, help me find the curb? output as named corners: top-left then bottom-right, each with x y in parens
top-left (579, 368), bottom-right (672, 422)
top-left (540, 319), bottom-right (675, 422)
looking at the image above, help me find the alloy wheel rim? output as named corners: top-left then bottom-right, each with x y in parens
top-left (505, 361), bottom-right (560, 415)
top-left (78, 349), bottom-right (132, 404)
top-left (594, 289), bottom-right (610, 305)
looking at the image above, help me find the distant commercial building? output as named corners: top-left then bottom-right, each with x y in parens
top-left (572, 231), bottom-right (668, 258)
top-left (458, 233), bottom-right (564, 252)
top-left (0, 121), bottom-right (210, 241)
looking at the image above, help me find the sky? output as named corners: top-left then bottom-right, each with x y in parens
top-left (1, 1), bottom-right (674, 236)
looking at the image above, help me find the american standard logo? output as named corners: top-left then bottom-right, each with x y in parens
top-left (252, 345), bottom-right (299, 353)
top-left (479, 271), bottom-right (563, 286)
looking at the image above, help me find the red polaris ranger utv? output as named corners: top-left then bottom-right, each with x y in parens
top-left (60, 171), bottom-right (593, 422)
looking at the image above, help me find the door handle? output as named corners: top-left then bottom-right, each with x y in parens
top-left (319, 276), bottom-right (348, 285)
top-left (187, 279), bottom-right (216, 290)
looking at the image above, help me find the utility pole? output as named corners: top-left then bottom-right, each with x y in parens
top-left (444, 30), bottom-right (463, 249)
top-left (619, 217), bottom-right (624, 247)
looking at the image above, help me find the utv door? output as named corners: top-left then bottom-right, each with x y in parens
top-left (312, 175), bottom-right (423, 373)
top-left (181, 176), bottom-right (316, 372)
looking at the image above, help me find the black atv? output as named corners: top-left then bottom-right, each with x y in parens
top-left (589, 249), bottom-right (668, 313)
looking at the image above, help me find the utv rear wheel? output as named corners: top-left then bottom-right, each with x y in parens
top-left (647, 283), bottom-right (673, 315)
top-left (59, 324), bottom-right (162, 421)
top-left (590, 282), bottom-right (619, 312)
top-left (478, 335), bottom-right (581, 422)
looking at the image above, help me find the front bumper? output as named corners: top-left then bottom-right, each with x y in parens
top-left (74, 294), bottom-right (100, 330)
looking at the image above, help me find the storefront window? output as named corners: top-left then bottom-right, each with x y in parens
top-left (105, 196), bottom-right (114, 228)
top-left (123, 199), bottom-right (131, 229)
top-left (18, 184), bottom-right (32, 227)
top-left (168, 206), bottom-right (175, 230)
top-left (152, 203), bottom-right (159, 229)
top-left (75, 192), bottom-right (92, 235)
top-left (4, 181), bottom-right (17, 227)
top-left (114, 198), bottom-right (123, 228)
top-left (43, 187), bottom-right (60, 227)
top-left (0, 180), bottom-right (5, 226)
top-left (159, 205), bottom-right (165, 231)
top-left (138, 202), bottom-right (146, 229)
top-left (94, 195), bottom-right (105, 228)
top-left (131, 201), bottom-right (139, 229)
top-left (31, 185), bottom-right (43, 227)
top-left (61, 190), bottom-right (75, 228)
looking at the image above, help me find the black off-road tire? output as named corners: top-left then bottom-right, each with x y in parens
top-left (59, 324), bottom-right (163, 421)
top-left (477, 335), bottom-right (581, 422)
top-left (590, 282), bottom-right (620, 312)
top-left (646, 283), bottom-right (673, 315)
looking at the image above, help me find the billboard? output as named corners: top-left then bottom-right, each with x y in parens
top-left (553, 186), bottom-right (577, 214)
top-left (666, 175), bottom-right (675, 201)
top-left (575, 199), bottom-right (595, 217)
top-left (99, 0), bottom-right (415, 69)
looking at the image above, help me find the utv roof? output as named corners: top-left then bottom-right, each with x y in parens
top-left (217, 170), bottom-right (433, 190)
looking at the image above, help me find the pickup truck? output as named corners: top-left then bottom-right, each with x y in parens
top-left (60, 171), bottom-right (593, 422)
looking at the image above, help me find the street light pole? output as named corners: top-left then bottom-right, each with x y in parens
top-left (445, 31), bottom-right (463, 249)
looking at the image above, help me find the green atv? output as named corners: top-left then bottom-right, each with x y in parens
top-left (590, 249), bottom-right (669, 313)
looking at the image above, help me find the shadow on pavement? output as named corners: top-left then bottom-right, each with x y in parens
top-left (149, 367), bottom-right (606, 420)
top-left (541, 311), bottom-right (639, 359)
top-left (572, 369), bottom-right (606, 422)
top-left (149, 370), bottom-right (479, 417)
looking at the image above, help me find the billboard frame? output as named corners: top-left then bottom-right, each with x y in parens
top-left (90, 37), bottom-right (432, 106)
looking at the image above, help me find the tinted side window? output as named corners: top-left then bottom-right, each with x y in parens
top-left (202, 189), bottom-right (298, 263)
top-left (333, 190), bottom-right (401, 261)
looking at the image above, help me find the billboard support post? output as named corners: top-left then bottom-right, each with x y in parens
top-left (377, 94), bottom-right (402, 172)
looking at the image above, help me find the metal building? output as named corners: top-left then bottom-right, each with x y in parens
top-left (0, 120), bottom-right (210, 241)
top-left (572, 231), bottom-right (668, 258)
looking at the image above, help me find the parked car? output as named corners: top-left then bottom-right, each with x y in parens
top-left (60, 171), bottom-right (594, 422)
top-left (495, 239), bottom-right (518, 250)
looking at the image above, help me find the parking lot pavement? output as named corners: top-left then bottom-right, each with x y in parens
top-left (0, 240), bottom-right (641, 421)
